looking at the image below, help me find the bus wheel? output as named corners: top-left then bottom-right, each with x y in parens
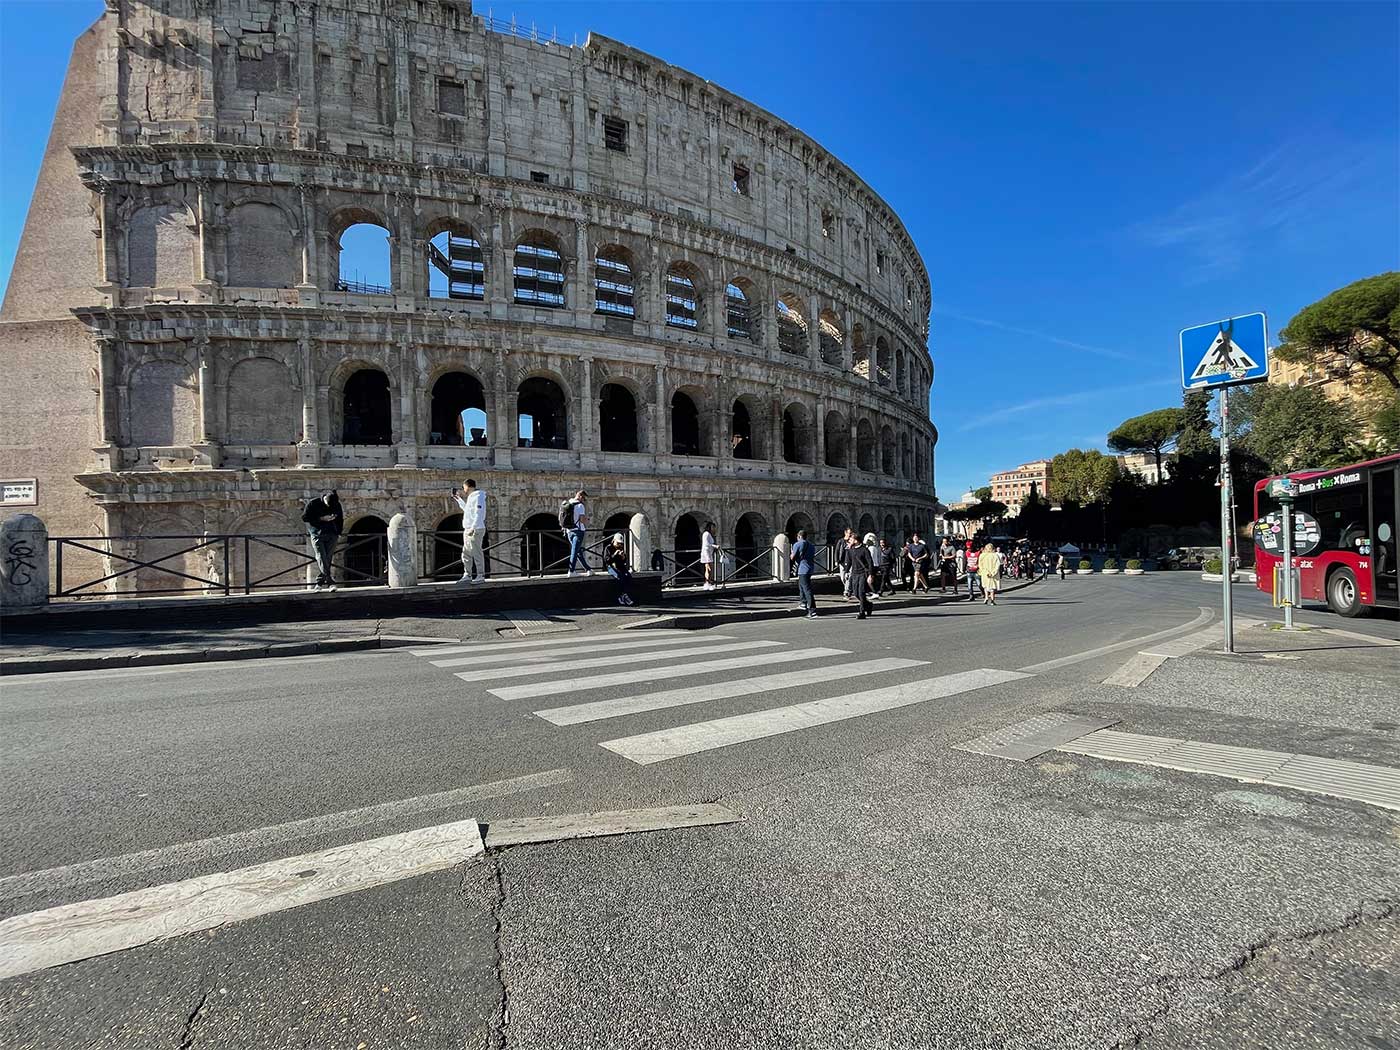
top-left (1326, 567), bottom-right (1367, 618)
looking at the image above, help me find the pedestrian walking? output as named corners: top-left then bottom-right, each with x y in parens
top-left (864, 533), bottom-right (884, 600)
top-left (848, 533), bottom-right (875, 619)
top-left (560, 489), bottom-right (593, 575)
top-left (604, 533), bottom-right (635, 606)
top-left (906, 532), bottom-right (930, 594)
top-left (979, 542), bottom-right (1002, 605)
top-left (700, 521), bottom-right (717, 590)
top-left (837, 527), bottom-right (855, 600)
top-left (1056, 551), bottom-right (1067, 580)
top-left (964, 541), bottom-right (981, 601)
top-left (302, 489), bottom-right (343, 591)
top-left (790, 528), bottom-right (818, 618)
top-left (878, 538), bottom-right (898, 596)
top-left (450, 478), bottom-right (487, 583)
top-left (954, 544), bottom-right (966, 594)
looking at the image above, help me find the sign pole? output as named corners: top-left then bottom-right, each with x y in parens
top-left (1280, 494), bottom-right (1295, 629)
top-left (1219, 385), bottom-right (1234, 653)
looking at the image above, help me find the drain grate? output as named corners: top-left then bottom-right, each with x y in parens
top-left (507, 609), bottom-right (579, 636)
top-left (1057, 730), bottom-right (1400, 812)
top-left (954, 713), bottom-right (1120, 762)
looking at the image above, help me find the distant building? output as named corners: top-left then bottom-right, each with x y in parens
top-left (1116, 451), bottom-right (1172, 484)
top-left (990, 460), bottom-right (1052, 510)
top-left (1269, 350), bottom-right (1382, 437)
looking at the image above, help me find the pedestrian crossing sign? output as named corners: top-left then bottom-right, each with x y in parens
top-left (1180, 312), bottom-right (1269, 390)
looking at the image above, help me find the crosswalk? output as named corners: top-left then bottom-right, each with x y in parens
top-left (409, 631), bottom-right (1029, 766)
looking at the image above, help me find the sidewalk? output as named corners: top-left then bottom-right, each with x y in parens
top-left (0, 574), bottom-right (1045, 674)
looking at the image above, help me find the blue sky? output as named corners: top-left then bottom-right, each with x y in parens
top-left (3, 2), bottom-right (1396, 500)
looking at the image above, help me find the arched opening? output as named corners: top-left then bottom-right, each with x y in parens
top-left (776, 294), bottom-right (808, 356)
top-left (725, 279), bottom-right (756, 342)
top-left (785, 512), bottom-right (815, 543)
top-left (876, 337), bottom-right (893, 387)
top-left (852, 324), bottom-right (870, 378)
top-left (900, 432), bottom-right (913, 478)
top-left (342, 369), bottom-right (391, 445)
top-left (517, 376), bottom-right (568, 449)
top-left (343, 516), bottom-right (388, 585)
top-left (595, 245), bottom-right (635, 318)
top-left (782, 403), bottom-right (813, 465)
top-left (880, 425), bottom-right (896, 476)
top-left (858, 513), bottom-right (877, 538)
top-left (819, 310), bottom-right (843, 367)
top-left (429, 371), bottom-right (488, 446)
top-left (514, 234), bottom-right (566, 308)
top-left (856, 419), bottom-right (876, 472)
top-left (902, 514), bottom-right (913, 540)
top-left (671, 391), bottom-right (703, 456)
top-left (520, 512), bottom-right (569, 575)
top-left (432, 513), bottom-right (464, 578)
top-left (824, 410), bottom-right (848, 468)
top-left (427, 226), bottom-right (485, 300)
top-left (599, 383), bottom-right (640, 453)
top-left (883, 514), bottom-right (898, 538)
top-left (227, 203), bottom-right (298, 288)
top-left (337, 222), bottom-right (392, 294)
top-left (665, 263), bottom-right (701, 330)
top-left (603, 512), bottom-right (633, 537)
top-left (733, 512), bottom-right (767, 580)
top-left (731, 398), bottom-right (760, 460)
top-left (826, 512), bottom-right (851, 546)
top-left (674, 513), bottom-right (703, 585)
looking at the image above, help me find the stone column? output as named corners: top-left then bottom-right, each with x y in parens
top-left (0, 513), bottom-right (48, 608)
top-left (628, 511), bottom-right (650, 574)
top-left (94, 336), bottom-right (119, 470)
top-left (395, 340), bottom-right (418, 466)
top-left (572, 219), bottom-right (590, 323)
top-left (193, 337), bottom-right (220, 467)
top-left (297, 185), bottom-right (319, 302)
top-left (492, 352), bottom-right (513, 469)
top-left (807, 292), bottom-right (822, 366)
top-left (489, 208), bottom-right (510, 318)
top-left (387, 511), bottom-right (417, 588)
top-left (769, 387), bottom-right (782, 470)
top-left (848, 414), bottom-right (858, 482)
top-left (578, 355), bottom-right (596, 471)
top-left (193, 179), bottom-right (215, 297)
top-left (653, 363), bottom-right (669, 467)
top-left (815, 396), bottom-right (827, 471)
top-left (771, 531), bottom-right (790, 582)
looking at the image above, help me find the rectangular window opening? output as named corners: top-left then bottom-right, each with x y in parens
top-left (732, 164), bottom-right (751, 196)
top-left (530, 171), bottom-right (550, 184)
top-left (603, 116), bottom-right (628, 153)
top-left (438, 79), bottom-right (466, 116)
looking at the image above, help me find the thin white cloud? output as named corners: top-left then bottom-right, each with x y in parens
top-left (932, 306), bottom-right (1137, 362)
top-left (958, 380), bottom-right (1177, 432)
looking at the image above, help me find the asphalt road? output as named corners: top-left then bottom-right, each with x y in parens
top-left (1, 573), bottom-right (1396, 1049)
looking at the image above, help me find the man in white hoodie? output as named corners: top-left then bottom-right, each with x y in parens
top-left (451, 478), bottom-right (488, 583)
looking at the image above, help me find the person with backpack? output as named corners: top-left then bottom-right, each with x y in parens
top-left (604, 533), bottom-right (634, 606)
top-left (790, 528), bottom-right (818, 618)
top-left (301, 490), bottom-right (343, 591)
top-left (560, 489), bottom-right (592, 575)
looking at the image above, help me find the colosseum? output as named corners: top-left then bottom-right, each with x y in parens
top-left (0, 0), bottom-right (937, 591)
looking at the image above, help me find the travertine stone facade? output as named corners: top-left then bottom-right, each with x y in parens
top-left (1, 0), bottom-right (938, 586)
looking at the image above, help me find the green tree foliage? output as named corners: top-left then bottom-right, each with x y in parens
top-left (973, 485), bottom-right (993, 502)
top-left (1107, 408), bottom-right (1184, 483)
top-left (1049, 448), bottom-right (1122, 505)
top-left (1370, 392), bottom-right (1400, 451)
top-left (1233, 383), bottom-right (1358, 473)
top-left (1014, 488), bottom-right (1055, 540)
top-left (1178, 389), bottom-right (1214, 456)
top-left (1276, 271), bottom-right (1400, 391)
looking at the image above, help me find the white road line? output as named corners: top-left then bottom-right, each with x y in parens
top-left (2, 651), bottom-right (400, 685)
top-left (0, 768), bottom-right (572, 902)
top-left (1017, 608), bottom-right (1213, 673)
top-left (484, 804), bottom-right (742, 848)
top-left (461, 639), bottom-right (783, 684)
top-left (0, 819), bottom-right (485, 982)
top-left (1102, 652), bottom-right (1168, 688)
top-left (409, 631), bottom-right (708, 658)
top-left (427, 633), bottom-right (734, 668)
top-left (601, 667), bottom-right (1034, 765)
top-left (535, 657), bottom-right (927, 725)
top-left (488, 647), bottom-right (849, 702)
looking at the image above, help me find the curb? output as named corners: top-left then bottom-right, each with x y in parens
top-left (623, 574), bottom-right (1046, 631)
top-left (0, 635), bottom-right (438, 676)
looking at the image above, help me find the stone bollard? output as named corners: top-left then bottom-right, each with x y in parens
top-left (771, 532), bottom-right (791, 583)
top-left (1, 513), bottom-right (49, 608)
top-left (387, 512), bottom-right (417, 588)
top-left (628, 511), bottom-right (650, 574)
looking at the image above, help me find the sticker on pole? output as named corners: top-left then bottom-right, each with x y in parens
top-left (1180, 313), bottom-right (1269, 390)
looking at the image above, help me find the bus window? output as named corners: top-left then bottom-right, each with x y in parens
top-left (1314, 487), bottom-right (1367, 553)
top-left (1373, 467), bottom-right (1397, 605)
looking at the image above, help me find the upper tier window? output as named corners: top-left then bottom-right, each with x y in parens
top-left (604, 116), bottom-right (628, 153)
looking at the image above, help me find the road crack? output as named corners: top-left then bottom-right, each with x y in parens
top-left (1112, 897), bottom-right (1398, 1048)
top-left (178, 989), bottom-right (211, 1050)
top-left (476, 856), bottom-right (511, 1050)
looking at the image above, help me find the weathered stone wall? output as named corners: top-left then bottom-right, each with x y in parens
top-left (5, 0), bottom-right (941, 592)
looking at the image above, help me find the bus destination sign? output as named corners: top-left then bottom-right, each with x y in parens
top-left (1294, 470), bottom-right (1362, 496)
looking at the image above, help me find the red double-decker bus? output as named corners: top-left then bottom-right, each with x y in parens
top-left (1253, 453), bottom-right (1399, 617)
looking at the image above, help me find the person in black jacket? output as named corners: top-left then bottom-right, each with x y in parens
top-left (302, 490), bottom-right (343, 591)
top-left (846, 533), bottom-right (875, 619)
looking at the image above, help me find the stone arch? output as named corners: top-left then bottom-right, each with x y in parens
top-left (599, 381), bottom-right (641, 453)
top-left (880, 424), bottom-right (896, 476)
top-left (731, 394), bottom-right (767, 460)
top-left (127, 203), bottom-right (197, 288)
top-left (900, 431), bottom-right (913, 478)
top-left (517, 374), bottom-right (569, 449)
top-left (513, 229), bottom-right (568, 308)
top-left (725, 276), bottom-right (758, 343)
top-left (343, 515), bottom-right (389, 585)
top-left (732, 511), bottom-right (769, 579)
top-left (856, 418), bottom-right (876, 472)
top-left (226, 201), bottom-right (299, 288)
top-left (429, 369), bottom-right (488, 446)
top-left (134, 514), bottom-right (209, 593)
top-left (824, 409), bottom-right (849, 468)
top-left (785, 511), bottom-right (815, 542)
top-left (431, 512), bottom-right (464, 579)
top-left (819, 309), bottom-right (844, 367)
top-left (230, 511), bottom-right (305, 591)
top-left (595, 244), bottom-right (637, 318)
top-left (664, 260), bottom-right (705, 331)
top-left (519, 511), bottom-right (570, 575)
top-left (226, 357), bottom-right (300, 444)
top-left (857, 513), bottom-right (877, 538)
top-left (825, 511), bottom-right (852, 546)
top-left (776, 293), bottom-right (808, 356)
top-left (129, 359), bottom-right (198, 447)
top-left (670, 387), bottom-right (706, 456)
top-left (672, 511), bottom-right (707, 585)
top-left (876, 336), bottom-right (893, 387)
top-left (782, 401), bottom-right (814, 465)
top-left (426, 221), bottom-right (486, 301)
top-left (331, 207), bottom-right (393, 293)
top-left (883, 513), bottom-right (898, 538)
top-left (852, 324), bottom-right (870, 378)
top-left (342, 368), bottom-right (393, 445)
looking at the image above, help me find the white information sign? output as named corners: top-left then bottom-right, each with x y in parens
top-left (1, 479), bottom-right (38, 506)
